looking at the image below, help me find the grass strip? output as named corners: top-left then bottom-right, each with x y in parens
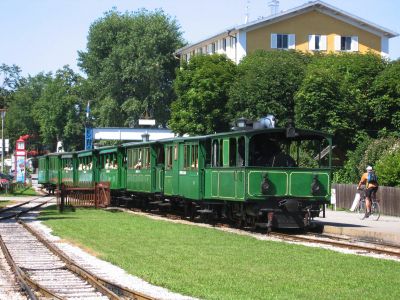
top-left (39, 207), bottom-right (400, 300)
top-left (1, 186), bottom-right (37, 197)
top-left (0, 200), bottom-right (12, 208)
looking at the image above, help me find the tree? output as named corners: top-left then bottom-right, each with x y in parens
top-left (333, 135), bottom-right (399, 184)
top-left (227, 50), bottom-right (309, 124)
top-left (169, 54), bottom-right (237, 135)
top-left (369, 59), bottom-right (400, 132)
top-left (78, 9), bottom-right (184, 127)
top-left (0, 63), bottom-right (23, 108)
top-left (33, 66), bottom-right (85, 151)
top-left (295, 52), bottom-right (386, 151)
top-left (375, 146), bottom-right (400, 187)
top-left (5, 73), bottom-right (51, 150)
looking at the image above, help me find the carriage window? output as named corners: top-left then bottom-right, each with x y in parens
top-left (238, 137), bottom-right (245, 166)
top-left (184, 145), bottom-right (190, 169)
top-left (212, 139), bottom-right (224, 167)
top-left (191, 145), bottom-right (198, 169)
top-left (204, 139), bottom-right (211, 166)
top-left (219, 140), bottom-right (223, 167)
top-left (128, 148), bottom-right (142, 169)
top-left (104, 153), bottom-right (118, 169)
top-left (127, 149), bottom-right (133, 169)
top-left (63, 158), bottom-right (73, 171)
top-left (155, 146), bottom-right (164, 165)
top-left (212, 140), bottom-right (219, 167)
top-left (174, 145), bottom-right (178, 160)
top-left (229, 138), bottom-right (237, 167)
top-left (143, 147), bottom-right (150, 169)
top-left (166, 146), bottom-right (173, 169)
top-left (78, 157), bottom-right (92, 170)
top-left (249, 133), bottom-right (297, 167)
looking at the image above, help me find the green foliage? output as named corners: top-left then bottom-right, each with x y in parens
top-left (5, 73), bottom-right (52, 148)
top-left (228, 50), bottom-right (308, 124)
top-left (358, 136), bottom-right (398, 172)
top-left (295, 52), bottom-right (386, 151)
top-left (0, 63), bottom-right (22, 108)
top-left (78, 9), bottom-right (184, 127)
top-left (334, 136), bottom-right (399, 185)
top-left (169, 54), bottom-right (237, 135)
top-left (40, 207), bottom-right (400, 300)
top-left (375, 146), bottom-right (400, 187)
top-left (369, 59), bottom-right (400, 132)
top-left (33, 66), bottom-right (85, 151)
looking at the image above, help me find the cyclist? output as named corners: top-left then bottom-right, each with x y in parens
top-left (357, 166), bottom-right (379, 218)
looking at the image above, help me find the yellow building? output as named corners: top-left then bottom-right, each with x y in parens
top-left (175, 0), bottom-right (398, 64)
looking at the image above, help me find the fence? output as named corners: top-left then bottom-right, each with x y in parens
top-left (333, 184), bottom-right (400, 217)
top-left (56, 182), bottom-right (111, 211)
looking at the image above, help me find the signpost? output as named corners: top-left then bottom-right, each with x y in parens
top-left (15, 137), bottom-right (26, 183)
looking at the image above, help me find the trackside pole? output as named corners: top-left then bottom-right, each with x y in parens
top-left (330, 188), bottom-right (337, 211)
top-left (59, 184), bottom-right (65, 213)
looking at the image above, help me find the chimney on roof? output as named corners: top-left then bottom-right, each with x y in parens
top-left (244, 0), bottom-right (250, 24)
top-left (268, 0), bottom-right (279, 15)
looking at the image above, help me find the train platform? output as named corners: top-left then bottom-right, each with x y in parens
top-left (315, 209), bottom-right (400, 246)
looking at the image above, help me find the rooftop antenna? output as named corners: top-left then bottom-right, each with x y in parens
top-left (268, 0), bottom-right (279, 15)
top-left (245, 0), bottom-right (250, 24)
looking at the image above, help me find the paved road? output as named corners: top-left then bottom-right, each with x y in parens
top-left (315, 209), bottom-right (400, 246)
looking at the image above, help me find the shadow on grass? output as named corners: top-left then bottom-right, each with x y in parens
top-left (37, 216), bottom-right (79, 221)
top-left (104, 209), bottom-right (124, 214)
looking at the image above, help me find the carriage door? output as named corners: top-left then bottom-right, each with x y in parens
top-left (235, 137), bottom-right (245, 199)
top-left (154, 144), bottom-right (165, 193)
top-left (164, 143), bottom-right (179, 196)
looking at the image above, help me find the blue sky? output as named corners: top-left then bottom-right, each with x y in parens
top-left (1, 0), bottom-right (399, 76)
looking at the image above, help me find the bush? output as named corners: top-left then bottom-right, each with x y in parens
top-left (334, 136), bottom-right (400, 185)
top-left (375, 145), bottom-right (400, 187)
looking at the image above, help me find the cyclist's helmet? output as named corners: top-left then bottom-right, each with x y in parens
top-left (366, 166), bottom-right (373, 171)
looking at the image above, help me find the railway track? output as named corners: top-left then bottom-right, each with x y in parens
top-left (124, 206), bottom-right (400, 260)
top-left (269, 232), bottom-right (400, 259)
top-left (0, 199), bottom-right (155, 300)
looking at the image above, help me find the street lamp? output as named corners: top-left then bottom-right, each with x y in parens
top-left (0, 109), bottom-right (6, 173)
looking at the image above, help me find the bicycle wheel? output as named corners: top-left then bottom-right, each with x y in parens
top-left (370, 202), bottom-right (380, 221)
top-left (357, 200), bottom-right (366, 220)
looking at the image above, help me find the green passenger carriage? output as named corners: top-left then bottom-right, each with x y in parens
top-left (38, 156), bottom-right (49, 185)
top-left (37, 119), bottom-right (333, 230)
top-left (98, 146), bottom-right (125, 190)
top-left (76, 149), bottom-right (98, 187)
top-left (48, 153), bottom-right (62, 187)
top-left (60, 153), bottom-right (76, 187)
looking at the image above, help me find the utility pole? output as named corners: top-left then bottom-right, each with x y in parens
top-left (0, 109), bottom-right (6, 173)
top-left (85, 101), bottom-right (93, 150)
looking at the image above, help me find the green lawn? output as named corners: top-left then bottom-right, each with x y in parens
top-left (1, 186), bottom-right (38, 197)
top-left (39, 207), bottom-right (400, 300)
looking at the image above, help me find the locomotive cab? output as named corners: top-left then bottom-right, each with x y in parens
top-left (204, 126), bottom-right (332, 230)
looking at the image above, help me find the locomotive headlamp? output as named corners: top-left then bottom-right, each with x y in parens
top-left (311, 175), bottom-right (321, 195)
top-left (236, 117), bottom-right (247, 128)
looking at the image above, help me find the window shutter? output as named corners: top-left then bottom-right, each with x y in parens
top-left (271, 33), bottom-right (277, 49)
top-left (308, 35), bottom-right (315, 50)
top-left (334, 35), bottom-right (341, 51)
top-left (320, 35), bottom-right (327, 51)
top-left (351, 36), bottom-right (359, 51)
top-left (288, 34), bottom-right (296, 49)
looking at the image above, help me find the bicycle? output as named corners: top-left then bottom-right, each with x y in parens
top-left (356, 188), bottom-right (380, 221)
